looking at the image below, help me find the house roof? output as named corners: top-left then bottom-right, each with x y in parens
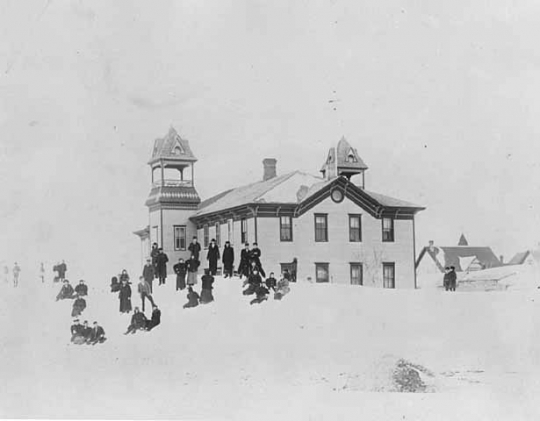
top-left (458, 234), bottom-right (469, 246)
top-left (148, 127), bottom-right (197, 164)
top-left (416, 245), bottom-right (502, 272)
top-left (320, 137), bottom-right (368, 172)
top-left (508, 251), bottom-right (530, 265)
top-left (193, 171), bottom-right (423, 218)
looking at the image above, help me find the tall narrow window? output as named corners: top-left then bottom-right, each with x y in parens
top-left (280, 216), bottom-right (293, 242)
top-left (383, 262), bottom-right (395, 288)
top-left (203, 224), bottom-right (210, 249)
top-left (350, 263), bottom-right (363, 285)
top-left (382, 217), bottom-right (395, 242)
top-left (315, 263), bottom-right (329, 283)
top-left (215, 222), bottom-right (221, 247)
top-left (314, 214), bottom-right (328, 242)
top-left (241, 218), bottom-right (248, 244)
top-left (173, 225), bottom-right (186, 251)
top-left (228, 219), bottom-right (233, 244)
top-left (151, 226), bottom-right (159, 246)
top-left (349, 214), bottom-right (362, 242)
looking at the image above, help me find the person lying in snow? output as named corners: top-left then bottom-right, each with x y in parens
top-left (88, 321), bottom-right (107, 345)
top-left (200, 269), bottom-right (214, 304)
top-left (71, 294), bottom-right (87, 317)
top-left (242, 269), bottom-right (262, 296)
top-left (74, 279), bottom-right (88, 296)
top-left (183, 286), bottom-right (200, 309)
top-left (124, 307), bottom-right (148, 335)
top-left (145, 305), bottom-right (161, 331)
top-left (274, 272), bottom-right (290, 301)
top-left (250, 284), bottom-right (269, 305)
top-left (265, 272), bottom-right (277, 292)
top-left (56, 280), bottom-right (75, 301)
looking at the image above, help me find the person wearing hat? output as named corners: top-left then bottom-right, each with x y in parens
top-left (173, 258), bottom-right (188, 291)
top-left (156, 248), bottom-right (169, 286)
top-left (75, 279), bottom-right (88, 297)
top-left (222, 241), bottom-right (235, 278)
top-left (70, 319), bottom-right (83, 343)
top-left (200, 268), bottom-right (215, 304)
top-left (150, 243), bottom-right (159, 277)
top-left (56, 279), bottom-right (74, 301)
top-left (119, 277), bottom-right (132, 314)
top-left (137, 276), bottom-right (155, 312)
top-left (207, 239), bottom-right (220, 276)
top-left (187, 254), bottom-right (200, 286)
top-left (88, 321), bottom-right (106, 345)
top-left (238, 243), bottom-right (251, 280)
top-left (71, 293), bottom-right (87, 317)
top-left (142, 258), bottom-right (155, 293)
top-left (443, 267), bottom-right (451, 291)
top-left (188, 237), bottom-right (202, 261)
top-left (249, 242), bottom-right (265, 277)
top-left (124, 307), bottom-right (148, 335)
top-left (448, 266), bottom-right (457, 292)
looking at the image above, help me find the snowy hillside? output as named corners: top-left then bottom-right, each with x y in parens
top-left (1, 274), bottom-right (540, 420)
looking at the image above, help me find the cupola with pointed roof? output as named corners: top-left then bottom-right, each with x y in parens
top-left (320, 137), bottom-right (368, 188)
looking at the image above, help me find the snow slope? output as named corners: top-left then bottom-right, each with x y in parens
top-left (1, 274), bottom-right (540, 420)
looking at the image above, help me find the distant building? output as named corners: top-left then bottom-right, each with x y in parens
top-left (415, 235), bottom-right (502, 288)
top-left (135, 127), bottom-right (425, 288)
top-left (507, 249), bottom-right (540, 267)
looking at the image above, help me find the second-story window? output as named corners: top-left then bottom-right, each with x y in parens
top-left (382, 217), bottom-right (394, 242)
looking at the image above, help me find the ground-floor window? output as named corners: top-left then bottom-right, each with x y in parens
top-left (383, 262), bottom-right (395, 288)
top-left (173, 225), bottom-right (186, 251)
top-left (350, 263), bottom-right (363, 285)
top-left (241, 218), bottom-right (248, 244)
top-left (203, 224), bottom-right (210, 249)
top-left (227, 219), bottom-right (233, 244)
top-left (315, 263), bottom-right (329, 283)
top-left (215, 222), bottom-right (221, 247)
top-left (280, 259), bottom-right (298, 282)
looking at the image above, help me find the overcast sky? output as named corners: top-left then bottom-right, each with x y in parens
top-left (1, 0), bottom-right (540, 278)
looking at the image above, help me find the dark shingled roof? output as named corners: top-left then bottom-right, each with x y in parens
top-left (320, 136), bottom-right (368, 172)
top-left (148, 127), bottom-right (197, 164)
top-left (417, 245), bottom-right (502, 272)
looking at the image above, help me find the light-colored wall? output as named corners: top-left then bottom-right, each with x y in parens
top-left (256, 196), bottom-right (416, 288)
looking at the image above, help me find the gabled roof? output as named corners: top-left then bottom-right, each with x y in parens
top-left (458, 234), bottom-right (469, 246)
top-left (416, 244), bottom-right (502, 272)
top-left (508, 251), bottom-right (531, 265)
top-left (148, 127), bottom-right (197, 164)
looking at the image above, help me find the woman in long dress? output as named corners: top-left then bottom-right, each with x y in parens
top-left (118, 278), bottom-right (132, 313)
top-left (186, 255), bottom-right (200, 286)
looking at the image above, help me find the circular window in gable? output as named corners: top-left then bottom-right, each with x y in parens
top-left (331, 188), bottom-right (344, 203)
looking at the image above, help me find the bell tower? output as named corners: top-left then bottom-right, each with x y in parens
top-left (145, 127), bottom-right (201, 266)
top-left (320, 136), bottom-right (369, 188)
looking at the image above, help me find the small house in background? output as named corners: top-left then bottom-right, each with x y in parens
top-left (507, 249), bottom-right (540, 267)
top-left (415, 234), bottom-right (502, 289)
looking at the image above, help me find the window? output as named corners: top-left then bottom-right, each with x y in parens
top-left (241, 218), bottom-right (248, 244)
top-left (203, 224), bottom-right (209, 249)
top-left (350, 263), bottom-right (363, 285)
top-left (173, 225), bottom-right (186, 251)
top-left (227, 219), bottom-right (233, 244)
top-left (215, 222), bottom-right (221, 247)
top-left (382, 217), bottom-right (394, 242)
top-left (349, 214), bottom-right (362, 242)
top-left (314, 214), bottom-right (328, 242)
top-left (315, 263), bottom-right (329, 283)
top-left (280, 216), bottom-right (293, 242)
top-left (383, 263), bottom-right (395, 288)
top-left (151, 226), bottom-right (159, 246)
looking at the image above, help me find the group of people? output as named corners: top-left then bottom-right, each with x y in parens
top-left (182, 268), bottom-right (216, 308)
top-left (150, 243), bottom-right (169, 285)
top-left (3, 263), bottom-right (21, 287)
top-left (242, 269), bottom-right (291, 305)
top-left (124, 305), bottom-right (161, 334)
top-left (443, 266), bottom-right (457, 291)
top-left (55, 279), bottom-right (90, 317)
top-left (70, 319), bottom-right (106, 345)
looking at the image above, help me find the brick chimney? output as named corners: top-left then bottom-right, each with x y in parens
top-left (263, 158), bottom-right (277, 181)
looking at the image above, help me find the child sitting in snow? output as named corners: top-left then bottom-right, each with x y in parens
top-left (265, 272), bottom-right (277, 291)
top-left (243, 269), bottom-right (262, 296)
top-left (250, 283), bottom-right (269, 305)
top-left (183, 286), bottom-right (200, 309)
top-left (124, 307), bottom-right (148, 335)
top-left (56, 280), bottom-right (75, 301)
top-left (274, 272), bottom-right (290, 300)
top-left (71, 294), bottom-right (87, 317)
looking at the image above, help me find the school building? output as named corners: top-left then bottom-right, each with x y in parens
top-left (134, 127), bottom-right (425, 288)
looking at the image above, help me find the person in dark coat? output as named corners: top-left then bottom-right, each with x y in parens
top-left (138, 276), bottom-right (155, 312)
top-left (110, 276), bottom-right (120, 293)
top-left (249, 243), bottom-right (265, 277)
top-left (243, 269), bottom-right (262, 296)
top-left (448, 266), bottom-right (457, 291)
top-left (188, 237), bottom-right (202, 261)
top-left (206, 239), bottom-right (220, 276)
top-left (265, 272), bottom-right (277, 291)
top-left (250, 284), bottom-right (269, 305)
top-left (145, 305), bottom-right (161, 331)
top-left (118, 278), bottom-right (132, 314)
top-left (222, 241), bottom-right (235, 278)
top-left (57, 260), bottom-right (67, 282)
top-left (56, 280), bottom-right (75, 301)
top-left (119, 269), bottom-right (130, 284)
top-left (150, 243), bottom-right (159, 277)
top-left (74, 280), bottom-right (88, 297)
top-left (238, 243), bottom-right (251, 280)
top-left (81, 320), bottom-right (92, 342)
top-left (88, 321), bottom-right (106, 345)
top-left (71, 294), bottom-right (87, 317)
top-left (142, 258), bottom-right (155, 293)
top-left (183, 286), bottom-right (200, 309)
top-left (443, 267), bottom-right (451, 291)
top-left (70, 319), bottom-right (84, 343)
top-left (156, 248), bottom-right (169, 285)
top-left (125, 307), bottom-right (148, 334)
top-left (173, 258), bottom-right (188, 291)
top-left (187, 255), bottom-right (200, 286)
top-left (200, 269), bottom-right (215, 304)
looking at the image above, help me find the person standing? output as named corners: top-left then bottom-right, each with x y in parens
top-left (250, 243), bottom-right (265, 277)
top-left (173, 258), bottom-right (187, 291)
top-left (238, 243), bottom-right (251, 280)
top-left (207, 239), bottom-right (220, 276)
top-left (58, 260), bottom-right (67, 282)
top-left (448, 266), bottom-right (457, 292)
top-left (200, 269), bottom-right (215, 304)
top-left (187, 255), bottom-right (200, 286)
top-left (443, 267), bottom-right (451, 291)
top-left (188, 237), bottom-right (202, 261)
top-left (156, 248), bottom-right (169, 285)
top-left (137, 276), bottom-right (155, 312)
top-left (118, 278), bottom-right (132, 314)
top-left (12, 262), bottom-right (20, 288)
top-left (39, 263), bottom-right (45, 283)
top-left (142, 258), bottom-right (155, 293)
top-left (150, 243), bottom-right (159, 278)
top-left (222, 241), bottom-right (235, 278)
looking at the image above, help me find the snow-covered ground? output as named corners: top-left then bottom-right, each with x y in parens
top-left (1, 272), bottom-right (540, 420)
